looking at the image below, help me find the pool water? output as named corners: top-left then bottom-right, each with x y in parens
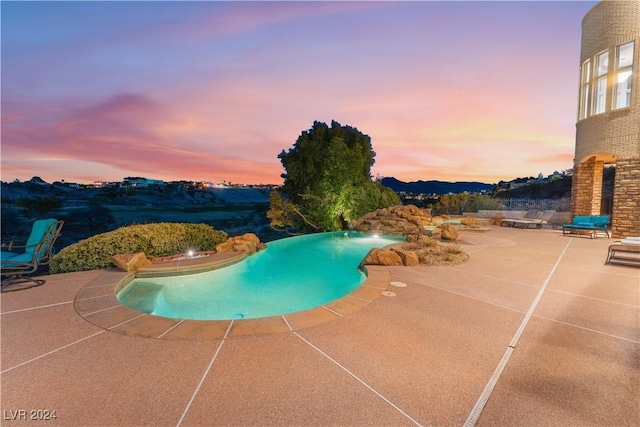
top-left (117, 231), bottom-right (404, 320)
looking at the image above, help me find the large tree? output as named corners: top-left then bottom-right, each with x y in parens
top-left (269, 120), bottom-right (400, 232)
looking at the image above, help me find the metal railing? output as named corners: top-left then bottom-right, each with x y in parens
top-left (494, 197), bottom-right (571, 212)
top-left (429, 197), bottom-right (571, 215)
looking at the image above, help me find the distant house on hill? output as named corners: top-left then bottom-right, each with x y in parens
top-left (122, 177), bottom-right (164, 188)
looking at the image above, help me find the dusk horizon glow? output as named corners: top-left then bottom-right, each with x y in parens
top-left (1, 1), bottom-right (598, 185)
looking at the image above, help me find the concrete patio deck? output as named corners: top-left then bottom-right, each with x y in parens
top-left (1, 226), bottom-right (638, 426)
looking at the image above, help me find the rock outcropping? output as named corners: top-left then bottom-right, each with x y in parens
top-left (364, 247), bottom-right (420, 266)
top-left (351, 204), bottom-right (464, 240)
top-left (215, 233), bottom-right (266, 255)
top-left (438, 224), bottom-right (459, 241)
top-left (112, 252), bottom-right (152, 273)
top-left (361, 234), bottom-right (469, 267)
top-left (350, 205), bottom-right (433, 235)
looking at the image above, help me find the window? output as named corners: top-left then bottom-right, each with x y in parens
top-left (579, 60), bottom-right (591, 119)
top-left (594, 51), bottom-right (608, 114)
top-left (614, 41), bottom-right (634, 109)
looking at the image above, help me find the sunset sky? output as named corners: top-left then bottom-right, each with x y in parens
top-left (2, 1), bottom-right (597, 185)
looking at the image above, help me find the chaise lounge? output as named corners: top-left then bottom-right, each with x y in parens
top-left (502, 210), bottom-right (556, 229)
top-left (562, 215), bottom-right (610, 238)
top-left (606, 237), bottom-right (640, 265)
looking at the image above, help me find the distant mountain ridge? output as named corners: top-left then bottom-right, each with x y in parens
top-left (380, 177), bottom-right (493, 194)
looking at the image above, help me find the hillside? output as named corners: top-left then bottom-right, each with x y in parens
top-left (381, 177), bottom-right (493, 194)
top-left (0, 180), bottom-right (276, 250)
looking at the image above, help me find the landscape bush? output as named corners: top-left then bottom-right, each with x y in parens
top-left (50, 222), bottom-right (228, 273)
top-left (15, 195), bottom-right (63, 215)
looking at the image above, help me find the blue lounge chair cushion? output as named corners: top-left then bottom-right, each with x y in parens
top-left (0, 251), bottom-right (20, 262)
top-left (1, 252), bottom-right (34, 265)
top-left (25, 219), bottom-right (58, 258)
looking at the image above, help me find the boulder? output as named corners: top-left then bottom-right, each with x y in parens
top-left (363, 248), bottom-right (381, 264)
top-left (233, 241), bottom-right (256, 253)
top-left (438, 224), bottom-right (459, 240)
top-left (431, 216), bottom-right (446, 226)
top-left (392, 248), bottom-right (420, 266)
top-left (216, 233), bottom-right (266, 255)
top-left (402, 224), bottom-right (420, 234)
top-left (406, 234), bottom-right (437, 247)
top-left (407, 215), bottom-right (423, 225)
top-left (365, 219), bottom-right (381, 229)
top-left (460, 217), bottom-right (480, 228)
top-left (363, 248), bottom-right (402, 266)
top-left (351, 204), bottom-right (432, 236)
top-left (112, 252), bottom-right (151, 273)
top-left (430, 228), bottom-right (442, 239)
top-left (215, 239), bottom-right (236, 253)
top-left (362, 232), bottom-right (468, 267)
top-left (376, 249), bottom-right (403, 266)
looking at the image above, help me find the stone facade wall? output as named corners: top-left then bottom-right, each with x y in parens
top-left (611, 157), bottom-right (640, 237)
top-left (570, 157), bottom-right (604, 216)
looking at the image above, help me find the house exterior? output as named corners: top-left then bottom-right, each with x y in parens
top-left (572, 0), bottom-right (639, 238)
top-left (122, 177), bottom-right (164, 188)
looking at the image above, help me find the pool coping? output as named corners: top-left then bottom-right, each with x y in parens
top-left (74, 249), bottom-right (393, 340)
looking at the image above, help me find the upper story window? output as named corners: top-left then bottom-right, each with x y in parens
top-left (594, 51), bottom-right (609, 114)
top-left (578, 41), bottom-right (635, 121)
top-left (614, 41), bottom-right (634, 109)
top-left (579, 60), bottom-right (591, 120)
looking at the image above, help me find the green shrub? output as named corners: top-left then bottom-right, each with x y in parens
top-left (15, 195), bottom-right (63, 215)
top-left (50, 222), bottom-right (228, 273)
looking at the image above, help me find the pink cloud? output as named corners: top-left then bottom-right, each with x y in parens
top-left (1, 93), bottom-right (283, 184)
top-left (2, 2), bottom-right (591, 185)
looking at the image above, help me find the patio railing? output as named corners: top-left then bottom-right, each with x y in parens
top-left (494, 197), bottom-right (571, 212)
top-left (429, 196), bottom-right (571, 215)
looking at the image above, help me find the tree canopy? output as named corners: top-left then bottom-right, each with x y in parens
top-left (269, 120), bottom-right (400, 232)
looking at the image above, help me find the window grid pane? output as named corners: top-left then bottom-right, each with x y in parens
top-left (618, 42), bottom-right (634, 68)
top-left (583, 60), bottom-right (591, 83)
top-left (597, 51), bottom-right (609, 76)
top-left (581, 86), bottom-right (590, 119)
top-left (614, 42), bottom-right (634, 110)
top-left (595, 76), bottom-right (607, 114)
top-left (615, 70), bottom-right (632, 109)
top-left (579, 60), bottom-right (591, 120)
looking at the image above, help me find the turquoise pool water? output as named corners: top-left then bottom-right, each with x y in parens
top-left (117, 231), bottom-right (404, 320)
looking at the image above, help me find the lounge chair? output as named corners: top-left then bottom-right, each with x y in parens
top-left (501, 209), bottom-right (540, 227)
top-left (562, 215), bottom-right (610, 238)
top-left (606, 237), bottom-right (640, 265)
top-left (508, 210), bottom-right (556, 229)
top-left (1, 218), bottom-right (64, 291)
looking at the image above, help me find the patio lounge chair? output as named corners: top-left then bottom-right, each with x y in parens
top-left (501, 209), bottom-right (539, 227)
top-left (562, 215), bottom-right (610, 238)
top-left (606, 237), bottom-right (640, 265)
top-left (506, 210), bottom-right (556, 229)
top-left (1, 218), bottom-right (64, 291)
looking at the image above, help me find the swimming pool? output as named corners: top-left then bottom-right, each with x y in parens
top-left (117, 231), bottom-right (404, 320)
